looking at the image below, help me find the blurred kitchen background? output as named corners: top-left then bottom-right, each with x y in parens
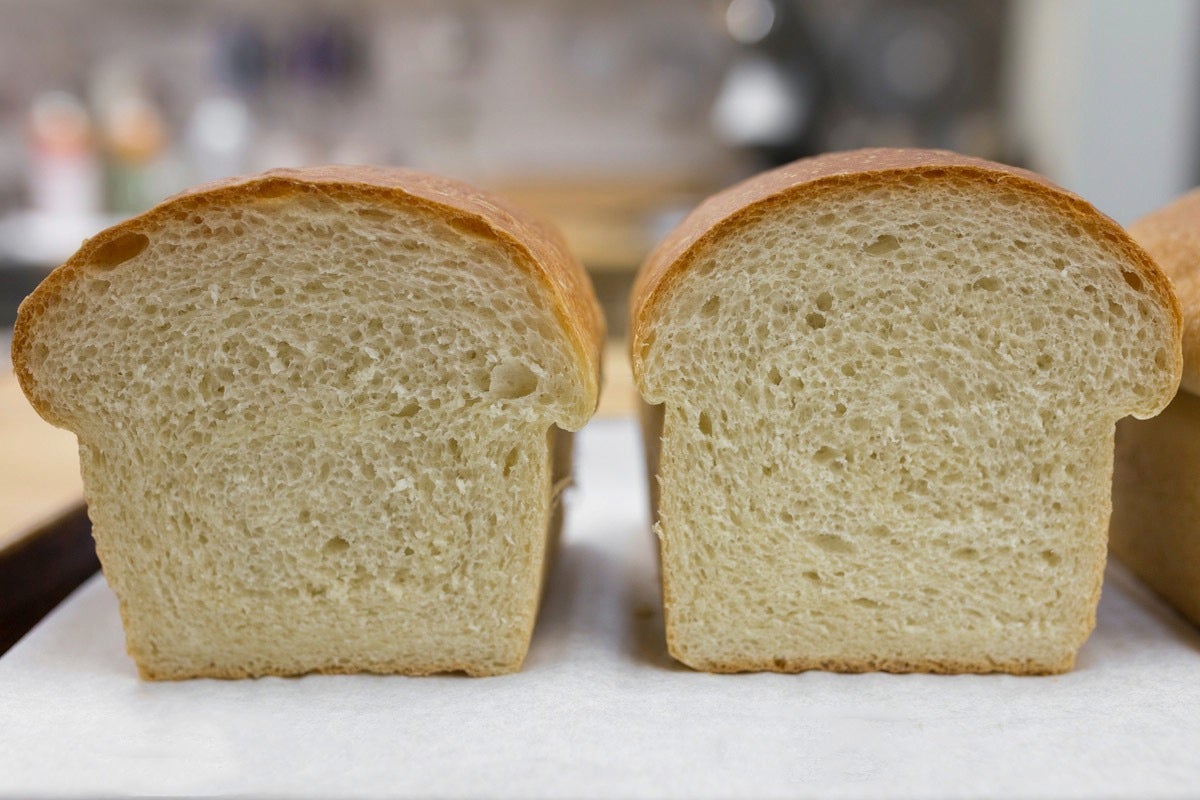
top-left (1, 0), bottom-right (1198, 411)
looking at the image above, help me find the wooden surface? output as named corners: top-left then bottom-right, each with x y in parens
top-left (0, 370), bottom-right (84, 554)
top-left (598, 339), bottom-right (637, 418)
top-left (1, 336), bottom-right (96, 653)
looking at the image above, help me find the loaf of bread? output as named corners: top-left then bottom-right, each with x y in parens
top-left (631, 148), bottom-right (1181, 674)
top-left (13, 166), bottom-right (604, 678)
top-left (1112, 189), bottom-right (1200, 628)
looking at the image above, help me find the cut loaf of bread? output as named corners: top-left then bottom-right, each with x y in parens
top-left (1112, 189), bottom-right (1200, 627)
top-left (13, 166), bottom-right (604, 679)
top-left (631, 148), bottom-right (1181, 674)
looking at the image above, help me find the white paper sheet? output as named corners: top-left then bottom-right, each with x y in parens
top-left (2, 418), bottom-right (1199, 798)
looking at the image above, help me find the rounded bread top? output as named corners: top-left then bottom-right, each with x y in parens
top-left (630, 147), bottom-right (1182, 405)
top-left (14, 165), bottom-right (605, 425)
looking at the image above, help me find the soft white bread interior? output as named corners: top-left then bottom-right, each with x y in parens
top-left (631, 148), bottom-right (1181, 674)
top-left (13, 166), bottom-right (603, 679)
top-left (1112, 189), bottom-right (1200, 628)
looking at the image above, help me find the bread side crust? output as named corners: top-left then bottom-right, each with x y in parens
top-left (670, 653), bottom-right (1074, 676)
top-left (1113, 191), bottom-right (1200, 631)
top-left (630, 147), bottom-right (1182, 415)
top-left (1111, 396), bottom-right (1200, 630)
top-left (138, 659), bottom-right (518, 681)
top-left (1129, 188), bottom-right (1200, 395)
top-left (14, 165), bottom-right (604, 431)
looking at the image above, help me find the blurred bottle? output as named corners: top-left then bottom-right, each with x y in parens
top-left (101, 95), bottom-right (171, 214)
top-left (186, 24), bottom-right (268, 183)
top-left (833, 3), bottom-right (990, 154)
top-left (271, 17), bottom-right (370, 167)
top-left (711, 0), bottom-right (827, 167)
top-left (26, 91), bottom-right (102, 216)
top-left (91, 60), bottom-right (178, 214)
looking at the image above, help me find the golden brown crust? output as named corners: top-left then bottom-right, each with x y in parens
top-left (1129, 188), bottom-right (1200, 396)
top-left (14, 165), bottom-right (604, 429)
top-left (667, 652), bottom-right (1074, 676)
top-left (630, 147), bottom-right (1182, 397)
top-left (1111, 394), bottom-right (1200, 630)
top-left (136, 658), bottom-right (517, 680)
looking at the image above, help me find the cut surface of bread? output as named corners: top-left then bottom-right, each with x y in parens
top-left (631, 148), bottom-right (1180, 674)
top-left (13, 166), bottom-right (603, 679)
top-left (1112, 189), bottom-right (1200, 628)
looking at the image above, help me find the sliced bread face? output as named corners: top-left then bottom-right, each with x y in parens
top-left (632, 149), bottom-right (1180, 675)
top-left (13, 167), bottom-right (603, 679)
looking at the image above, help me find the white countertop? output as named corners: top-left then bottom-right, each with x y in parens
top-left (2, 418), bottom-right (1199, 799)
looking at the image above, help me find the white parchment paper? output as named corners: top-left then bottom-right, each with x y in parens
top-left (2, 419), bottom-right (1199, 798)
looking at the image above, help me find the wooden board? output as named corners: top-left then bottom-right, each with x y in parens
top-left (598, 339), bottom-right (637, 418)
top-left (0, 371), bottom-right (83, 555)
top-left (0, 361), bottom-right (96, 654)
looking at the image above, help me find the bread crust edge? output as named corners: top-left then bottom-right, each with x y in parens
top-left (629, 147), bottom-right (1182, 417)
top-left (666, 650), bottom-right (1075, 676)
top-left (14, 165), bottom-right (605, 432)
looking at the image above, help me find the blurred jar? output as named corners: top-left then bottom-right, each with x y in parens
top-left (99, 94), bottom-right (173, 215)
top-left (26, 91), bottom-right (102, 216)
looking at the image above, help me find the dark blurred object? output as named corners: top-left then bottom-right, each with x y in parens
top-left (712, 0), bottom-right (1009, 167)
top-left (287, 17), bottom-right (366, 92)
top-left (712, 0), bottom-right (828, 166)
top-left (0, 253), bottom-right (55, 329)
top-left (0, 363), bottom-right (94, 652)
top-left (218, 23), bottom-right (271, 94)
top-left (0, 505), bottom-right (96, 655)
top-left (821, 0), bottom-right (1007, 157)
top-left (277, 16), bottom-right (371, 165)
